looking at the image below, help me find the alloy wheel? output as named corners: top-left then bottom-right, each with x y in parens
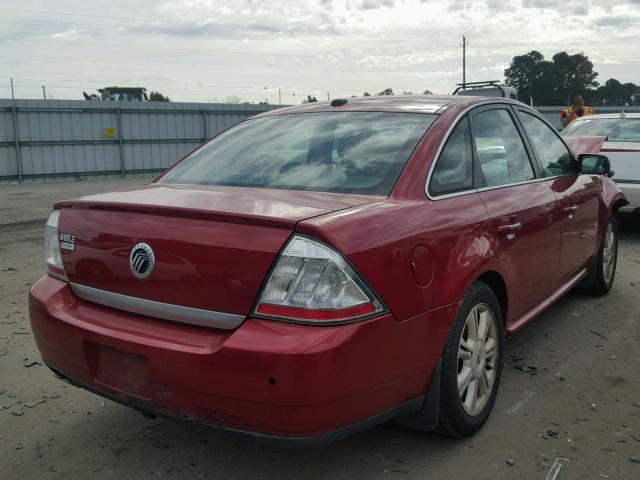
top-left (602, 221), bottom-right (617, 285)
top-left (457, 303), bottom-right (499, 416)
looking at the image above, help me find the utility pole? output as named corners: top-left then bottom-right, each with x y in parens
top-left (42, 85), bottom-right (46, 100)
top-left (278, 87), bottom-right (281, 105)
top-left (327, 92), bottom-right (330, 100)
top-left (10, 77), bottom-right (15, 100)
top-left (461, 35), bottom-right (469, 89)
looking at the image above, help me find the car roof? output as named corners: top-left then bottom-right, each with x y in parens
top-left (577, 113), bottom-right (640, 119)
top-left (252, 94), bottom-right (519, 117)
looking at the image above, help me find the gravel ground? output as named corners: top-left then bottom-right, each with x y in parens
top-left (1, 178), bottom-right (639, 480)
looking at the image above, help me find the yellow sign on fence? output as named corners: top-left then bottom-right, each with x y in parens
top-left (103, 128), bottom-right (117, 138)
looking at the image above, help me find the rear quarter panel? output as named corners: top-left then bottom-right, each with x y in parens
top-left (296, 196), bottom-right (510, 324)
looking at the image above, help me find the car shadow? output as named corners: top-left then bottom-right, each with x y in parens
top-left (618, 213), bottom-right (640, 237)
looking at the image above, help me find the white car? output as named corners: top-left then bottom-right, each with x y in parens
top-left (562, 112), bottom-right (640, 214)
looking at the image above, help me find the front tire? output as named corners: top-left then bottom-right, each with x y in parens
top-left (438, 282), bottom-right (504, 437)
top-left (584, 215), bottom-right (618, 295)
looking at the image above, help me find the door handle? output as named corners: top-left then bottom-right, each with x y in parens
top-left (563, 205), bottom-right (578, 215)
top-left (498, 222), bottom-right (522, 234)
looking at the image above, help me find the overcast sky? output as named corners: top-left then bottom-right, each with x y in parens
top-left (1, 0), bottom-right (639, 104)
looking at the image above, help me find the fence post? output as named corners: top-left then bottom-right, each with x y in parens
top-left (201, 109), bottom-right (209, 142)
top-left (10, 104), bottom-right (23, 183)
top-left (116, 107), bottom-right (126, 177)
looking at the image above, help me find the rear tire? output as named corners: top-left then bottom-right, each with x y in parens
top-left (438, 281), bottom-right (504, 437)
top-left (584, 215), bottom-right (618, 296)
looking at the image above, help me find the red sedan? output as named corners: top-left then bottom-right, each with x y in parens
top-left (30, 95), bottom-right (627, 444)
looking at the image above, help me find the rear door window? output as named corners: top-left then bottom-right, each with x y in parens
top-left (471, 109), bottom-right (535, 187)
top-left (429, 117), bottom-right (474, 196)
top-left (518, 111), bottom-right (577, 177)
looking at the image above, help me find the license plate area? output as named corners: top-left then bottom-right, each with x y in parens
top-left (84, 342), bottom-right (151, 400)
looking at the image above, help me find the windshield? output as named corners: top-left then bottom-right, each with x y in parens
top-left (562, 118), bottom-right (640, 142)
top-left (159, 112), bottom-right (435, 195)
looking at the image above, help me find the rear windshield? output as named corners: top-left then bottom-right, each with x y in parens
top-left (159, 112), bottom-right (435, 195)
top-left (562, 118), bottom-right (640, 142)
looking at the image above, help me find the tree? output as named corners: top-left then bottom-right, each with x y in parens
top-left (594, 79), bottom-right (640, 106)
top-left (551, 52), bottom-right (598, 103)
top-left (504, 51), bottom-right (551, 104)
top-left (303, 95), bottom-right (318, 103)
top-left (224, 95), bottom-right (242, 104)
top-left (377, 88), bottom-right (394, 95)
top-left (149, 91), bottom-right (170, 102)
top-left (363, 92), bottom-right (371, 96)
top-left (422, 89), bottom-right (433, 95)
top-left (402, 91), bottom-right (413, 95)
top-left (504, 51), bottom-right (599, 105)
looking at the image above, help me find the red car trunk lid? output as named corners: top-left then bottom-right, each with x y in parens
top-left (56, 184), bottom-right (378, 320)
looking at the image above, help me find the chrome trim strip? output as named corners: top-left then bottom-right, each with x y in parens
top-left (47, 272), bottom-right (69, 282)
top-left (613, 179), bottom-right (640, 185)
top-left (70, 283), bottom-right (245, 330)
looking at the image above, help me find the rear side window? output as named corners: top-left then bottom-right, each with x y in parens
top-left (160, 112), bottom-right (434, 195)
top-left (429, 118), bottom-right (474, 196)
top-left (519, 111), bottom-right (577, 177)
top-left (472, 109), bottom-right (535, 187)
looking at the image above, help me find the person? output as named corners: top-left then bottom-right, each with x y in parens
top-left (560, 95), bottom-right (595, 128)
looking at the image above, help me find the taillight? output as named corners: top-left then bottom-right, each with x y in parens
top-left (254, 235), bottom-right (385, 324)
top-left (44, 210), bottom-right (67, 281)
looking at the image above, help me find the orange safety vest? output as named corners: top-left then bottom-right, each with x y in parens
top-left (561, 105), bottom-right (594, 122)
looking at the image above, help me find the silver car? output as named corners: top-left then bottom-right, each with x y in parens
top-left (562, 112), bottom-right (640, 214)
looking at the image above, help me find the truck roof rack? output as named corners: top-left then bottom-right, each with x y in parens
top-left (453, 81), bottom-right (506, 96)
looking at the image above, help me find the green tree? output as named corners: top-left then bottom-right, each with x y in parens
top-left (422, 89), bottom-right (433, 95)
top-left (504, 51), bottom-right (552, 104)
top-left (377, 88), bottom-right (394, 95)
top-left (595, 79), bottom-right (640, 105)
top-left (550, 52), bottom-right (598, 104)
top-left (363, 91), bottom-right (371, 96)
top-left (149, 91), bottom-right (170, 101)
top-left (504, 51), bottom-right (599, 105)
top-left (303, 95), bottom-right (318, 103)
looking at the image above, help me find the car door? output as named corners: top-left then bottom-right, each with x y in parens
top-left (470, 106), bottom-right (564, 320)
top-left (517, 109), bottom-right (600, 280)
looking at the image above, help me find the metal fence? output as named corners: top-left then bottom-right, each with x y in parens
top-left (0, 99), bottom-right (282, 183)
top-left (2, 100), bottom-right (638, 183)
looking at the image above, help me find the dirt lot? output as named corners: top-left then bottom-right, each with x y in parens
top-left (1, 178), bottom-right (639, 480)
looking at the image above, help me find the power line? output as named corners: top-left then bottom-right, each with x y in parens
top-left (0, 7), bottom-right (458, 38)
top-left (0, 16), bottom-right (462, 47)
top-left (0, 6), bottom-right (148, 23)
top-left (6, 37), bottom-right (320, 58)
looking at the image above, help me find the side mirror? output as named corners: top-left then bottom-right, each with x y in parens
top-left (578, 153), bottom-right (613, 177)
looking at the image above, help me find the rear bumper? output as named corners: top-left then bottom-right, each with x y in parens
top-left (616, 182), bottom-right (640, 213)
top-left (29, 276), bottom-right (456, 443)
